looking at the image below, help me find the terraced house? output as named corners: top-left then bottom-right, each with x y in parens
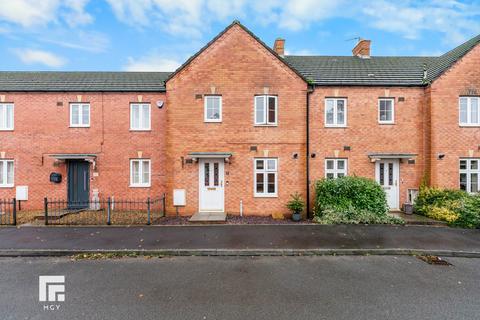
top-left (0, 21), bottom-right (479, 218)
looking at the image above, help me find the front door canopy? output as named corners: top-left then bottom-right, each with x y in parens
top-left (368, 153), bottom-right (417, 161)
top-left (49, 154), bottom-right (97, 161)
top-left (188, 152), bottom-right (232, 161)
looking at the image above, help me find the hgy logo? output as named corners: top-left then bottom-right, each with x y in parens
top-left (39, 276), bottom-right (65, 302)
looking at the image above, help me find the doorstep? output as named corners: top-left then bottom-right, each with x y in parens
top-left (189, 212), bottom-right (227, 223)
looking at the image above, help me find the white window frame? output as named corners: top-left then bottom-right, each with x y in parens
top-left (130, 103), bottom-right (151, 131)
top-left (324, 98), bottom-right (347, 127)
top-left (130, 159), bottom-right (151, 188)
top-left (460, 158), bottom-right (479, 193)
top-left (69, 103), bottom-right (90, 128)
top-left (0, 103), bottom-right (14, 131)
top-left (378, 98), bottom-right (395, 124)
top-left (0, 159), bottom-right (14, 188)
top-left (204, 95), bottom-right (222, 123)
top-left (254, 95), bottom-right (278, 126)
top-left (254, 158), bottom-right (278, 197)
top-left (459, 96), bottom-right (480, 126)
top-left (324, 158), bottom-right (348, 179)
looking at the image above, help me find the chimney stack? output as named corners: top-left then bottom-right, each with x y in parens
top-left (273, 38), bottom-right (285, 56)
top-left (352, 38), bottom-right (371, 58)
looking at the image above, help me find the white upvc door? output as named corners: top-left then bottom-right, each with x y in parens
top-left (376, 159), bottom-right (400, 209)
top-left (199, 159), bottom-right (225, 212)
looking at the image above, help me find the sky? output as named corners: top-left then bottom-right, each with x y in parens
top-left (0, 0), bottom-right (479, 72)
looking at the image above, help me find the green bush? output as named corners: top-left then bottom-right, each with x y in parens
top-left (314, 176), bottom-right (388, 216)
top-left (414, 187), bottom-right (480, 228)
top-left (313, 177), bottom-right (401, 224)
top-left (313, 206), bottom-right (404, 225)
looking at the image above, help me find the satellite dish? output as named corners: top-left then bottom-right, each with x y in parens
top-left (156, 100), bottom-right (164, 108)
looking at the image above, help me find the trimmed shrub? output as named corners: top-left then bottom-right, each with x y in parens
top-left (313, 206), bottom-right (404, 225)
top-left (313, 177), bottom-right (402, 224)
top-left (414, 187), bottom-right (480, 228)
top-left (314, 176), bottom-right (388, 216)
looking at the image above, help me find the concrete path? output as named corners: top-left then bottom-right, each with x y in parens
top-left (0, 225), bottom-right (479, 256)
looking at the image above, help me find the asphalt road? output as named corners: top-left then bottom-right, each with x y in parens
top-left (0, 256), bottom-right (479, 320)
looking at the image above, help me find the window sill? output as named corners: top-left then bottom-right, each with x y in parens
top-left (459, 124), bottom-right (480, 127)
top-left (204, 120), bottom-right (222, 123)
top-left (129, 185), bottom-right (151, 188)
top-left (0, 129), bottom-right (14, 131)
top-left (69, 126), bottom-right (90, 128)
top-left (129, 129), bottom-right (152, 132)
top-left (378, 122), bottom-right (395, 125)
top-left (254, 194), bottom-right (278, 198)
top-left (0, 185), bottom-right (14, 188)
top-left (254, 124), bottom-right (278, 127)
top-left (324, 125), bottom-right (347, 128)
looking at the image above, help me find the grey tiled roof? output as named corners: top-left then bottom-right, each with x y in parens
top-left (0, 71), bottom-right (171, 92)
top-left (425, 34), bottom-right (480, 82)
top-left (284, 56), bottom-right (435, 86)
top-left (284, 33), bottom-right (480, 86)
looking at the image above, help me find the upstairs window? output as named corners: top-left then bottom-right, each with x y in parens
top-left (460, 159), bottom-right (479, 193)
top-left (130, 103), bottom-right (151, 130)
top-left (378, 98), bottom-right (395, 124)
top-left (0, 160), bottom-right (14, 187)
top-left (459, 97), bottom-right (479, 126)
top-left (0, 103), bottom-right (14, 130)
top-left (204, 96), bottom-right (222, 122)
top-left (130, 159), bottom-right (151, 187)
top-left (254, 95), bottom-right (277, 125)
top-left (325, 98), bottom-right (347, 127)
top-left (254, 158), bottom-right (278, 197)
top-left (325, 159), bottom-right (347, 179)
top-left (70, 103), bottom-right (90, 127)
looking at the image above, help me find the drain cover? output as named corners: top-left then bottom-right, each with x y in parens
top-left (417, 255), bottom-right (452, 266)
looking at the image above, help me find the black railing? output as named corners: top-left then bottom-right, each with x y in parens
top-left (44, 194), bottom-right (166, 226)
top-left (0, 198), bottom-right (16, 225)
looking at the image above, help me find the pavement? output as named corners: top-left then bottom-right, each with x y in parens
top-left (0, 224), bottom-right (479, 257)
top-left (1, 255), bottom-right (479, 320)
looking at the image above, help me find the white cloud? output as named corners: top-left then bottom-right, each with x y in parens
top-left (13, 48), bottom-right (67, 68)
top-left (0, 0), bottom-right (93, 28)
top-left (0, 0), bottom-right (60, 27)
top-left (124, 55), bottom-right (181, 71)
top-left (41, 31), bottom-right (110, 53)
top-left (362, 0), bottom-right (480, 45)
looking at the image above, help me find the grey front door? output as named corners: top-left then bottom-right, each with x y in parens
top-left (68, 160), bottom-right (90, 208)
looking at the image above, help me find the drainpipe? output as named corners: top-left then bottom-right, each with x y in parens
top-left (306, 85), bottom-right (314, 219)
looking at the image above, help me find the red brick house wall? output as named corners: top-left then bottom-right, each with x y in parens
top-left (309, 87), bottom-right (426, 207)
top-left (0, 92), bottom-right (166, 209)
top-left (166, 24), bottom-right (307, 216)
top-left (429, 44), bottom-right (480, 189)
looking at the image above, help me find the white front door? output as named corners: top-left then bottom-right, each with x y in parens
top-left (376, 159), bottom-right (400, 209)
top-left (199, 159), bottom-right (224, 212)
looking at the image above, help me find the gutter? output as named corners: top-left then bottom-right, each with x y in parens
top-left (306, 85), bottom-right (314, 219)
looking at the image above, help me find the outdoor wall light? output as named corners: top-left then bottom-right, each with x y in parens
top-left (437, 153), bottom-right (445, 160)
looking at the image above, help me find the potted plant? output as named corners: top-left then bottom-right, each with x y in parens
top-left (286, 192), bottom-right (305, 221)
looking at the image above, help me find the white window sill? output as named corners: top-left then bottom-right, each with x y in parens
top-left (129, 184), bottom-right (151, 188)
top-left (69, 125), bottom-right (90, 128)
top-left (130, 129), bottom-right (151, 132)
top-left (459, 124), bottom-right (480, 127)
top-left (324, 125), bottom-right (347, 128)
top-left (204, 120), bottom-right (222, 123)
top-left (254, 124), bottom-right (278, 127)
top-left (0, 129), bottom-right (14, 131)
top-left (254, 194), bottom-right (278, 198)
top-left (0, 185), bottom-right (14, 188)
top-left (379, 121), bottom-right (395, 125)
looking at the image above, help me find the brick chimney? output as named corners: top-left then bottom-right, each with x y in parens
top-left (352, 38), bottom-right (371, 58)
top-left (273, 38), bottom-right (285, 56)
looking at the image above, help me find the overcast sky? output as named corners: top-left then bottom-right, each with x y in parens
top-left (0, 0), bottom-right (479, 71)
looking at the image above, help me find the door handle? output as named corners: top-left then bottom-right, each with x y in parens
top-left (221, 180), bottom-right (223, 187)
